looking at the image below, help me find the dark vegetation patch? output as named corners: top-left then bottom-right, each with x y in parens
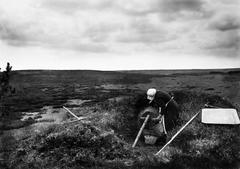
top-left (186, 85), bottom-right (196, 89)
top-left (3, 90), bottom-right (240, 169)
top-left (205, 88), bottom-right (214, 91)
top-left (227, 70), bottom-right (240, 75)
top-left (209, 71), bottom-right (226, 75)
top-left (224, 75), bottom-right (240, 82)
top-left (11, 70), bottom-right (155, 86)
top-left (0, 118), bottom-right (35, 130)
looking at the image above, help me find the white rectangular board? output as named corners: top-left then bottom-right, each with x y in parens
top-left (201, 108), bottom-right (240, 124)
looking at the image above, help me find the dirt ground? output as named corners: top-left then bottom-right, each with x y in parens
top-left (0, 69), bottom-right (240, 169)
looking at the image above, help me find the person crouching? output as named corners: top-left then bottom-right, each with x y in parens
top-left (138, 88), bottom-right (167, 145)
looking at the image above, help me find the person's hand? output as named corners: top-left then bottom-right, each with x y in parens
top-left (140, 111), bottom-right (151, 120)
top-left (158, 107), bottom-right (161, 113)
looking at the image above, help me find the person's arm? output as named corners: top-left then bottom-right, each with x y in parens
top-left (160, 105), bottom-right (166, 115)
top-left (151, 107), bottom-right (163, 122)
top-left (157, 98), bottom-right (166, 115)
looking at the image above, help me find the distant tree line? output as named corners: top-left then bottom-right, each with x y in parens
top-left (0, 62), bottom-right (13, 117)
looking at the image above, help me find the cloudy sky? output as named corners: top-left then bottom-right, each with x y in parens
top-left (0, 0), bottom-right (239, 70)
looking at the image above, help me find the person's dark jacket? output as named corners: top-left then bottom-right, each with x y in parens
top-left (135, 90), bottom-right (180, 131)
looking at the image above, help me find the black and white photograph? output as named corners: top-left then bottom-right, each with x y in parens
top-left (0, 0), bottom-right (240, 168)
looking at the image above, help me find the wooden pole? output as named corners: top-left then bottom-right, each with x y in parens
top-left (155, 111), bottom-right (200, 156)
top-left (63, 106), bottom-right (86, 120)
top-left (132, 114), bottom-right (150, 148)
top-left (165, 96), bottom-right (174, 108)
top-left (162, 115), bottom-right (167, 134)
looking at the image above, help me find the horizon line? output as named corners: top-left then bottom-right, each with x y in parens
top-left (11, 67), bottom-right (240, 72)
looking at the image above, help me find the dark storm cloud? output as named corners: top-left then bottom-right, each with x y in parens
top-left (119, 0), bottom-right (209, 20)
top-left (210, 33), bottom-right (239, 50)
top-left (204, 29), bottom-right (239, 58)
top-left (209, 15), bottom-right (240, 32)
top-left (206, 40), bottom-right (239, 58)
top-left (205, 13), bottom-right (240, 57)
top-left (160, 0), bottom-right (204, 13)
top-left (218, 36), bottom-right (239, 50)
top-left (0, 20), bottom-right (108, 53)
top-left (0, 21), bottom-right (32, 46)
top-left (158, 0), bottom-right (215, 21)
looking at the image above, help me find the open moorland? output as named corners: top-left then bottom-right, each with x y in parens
top-left (0, 69), bottom-right (240, 169)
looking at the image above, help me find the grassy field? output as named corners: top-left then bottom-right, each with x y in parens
top-left (0, 69), bottom-right (240, 169)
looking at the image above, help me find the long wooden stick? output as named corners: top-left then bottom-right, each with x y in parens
top-left (63, 106), bottom-right (86, 120)
top-left (162, 115), bottom-right (167, 134)
top-left (165, 96), bottom-right (174, 108)
top-left (155, 111), bottom-right (200, 156)
top-left (132, 114), bottom-right (150, 148)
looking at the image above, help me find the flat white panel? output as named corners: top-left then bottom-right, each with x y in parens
top-left (201, 108), bottom-right (240, 124)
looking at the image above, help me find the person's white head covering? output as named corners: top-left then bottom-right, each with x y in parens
top-left (147, 88), bottom-right (156, 101)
